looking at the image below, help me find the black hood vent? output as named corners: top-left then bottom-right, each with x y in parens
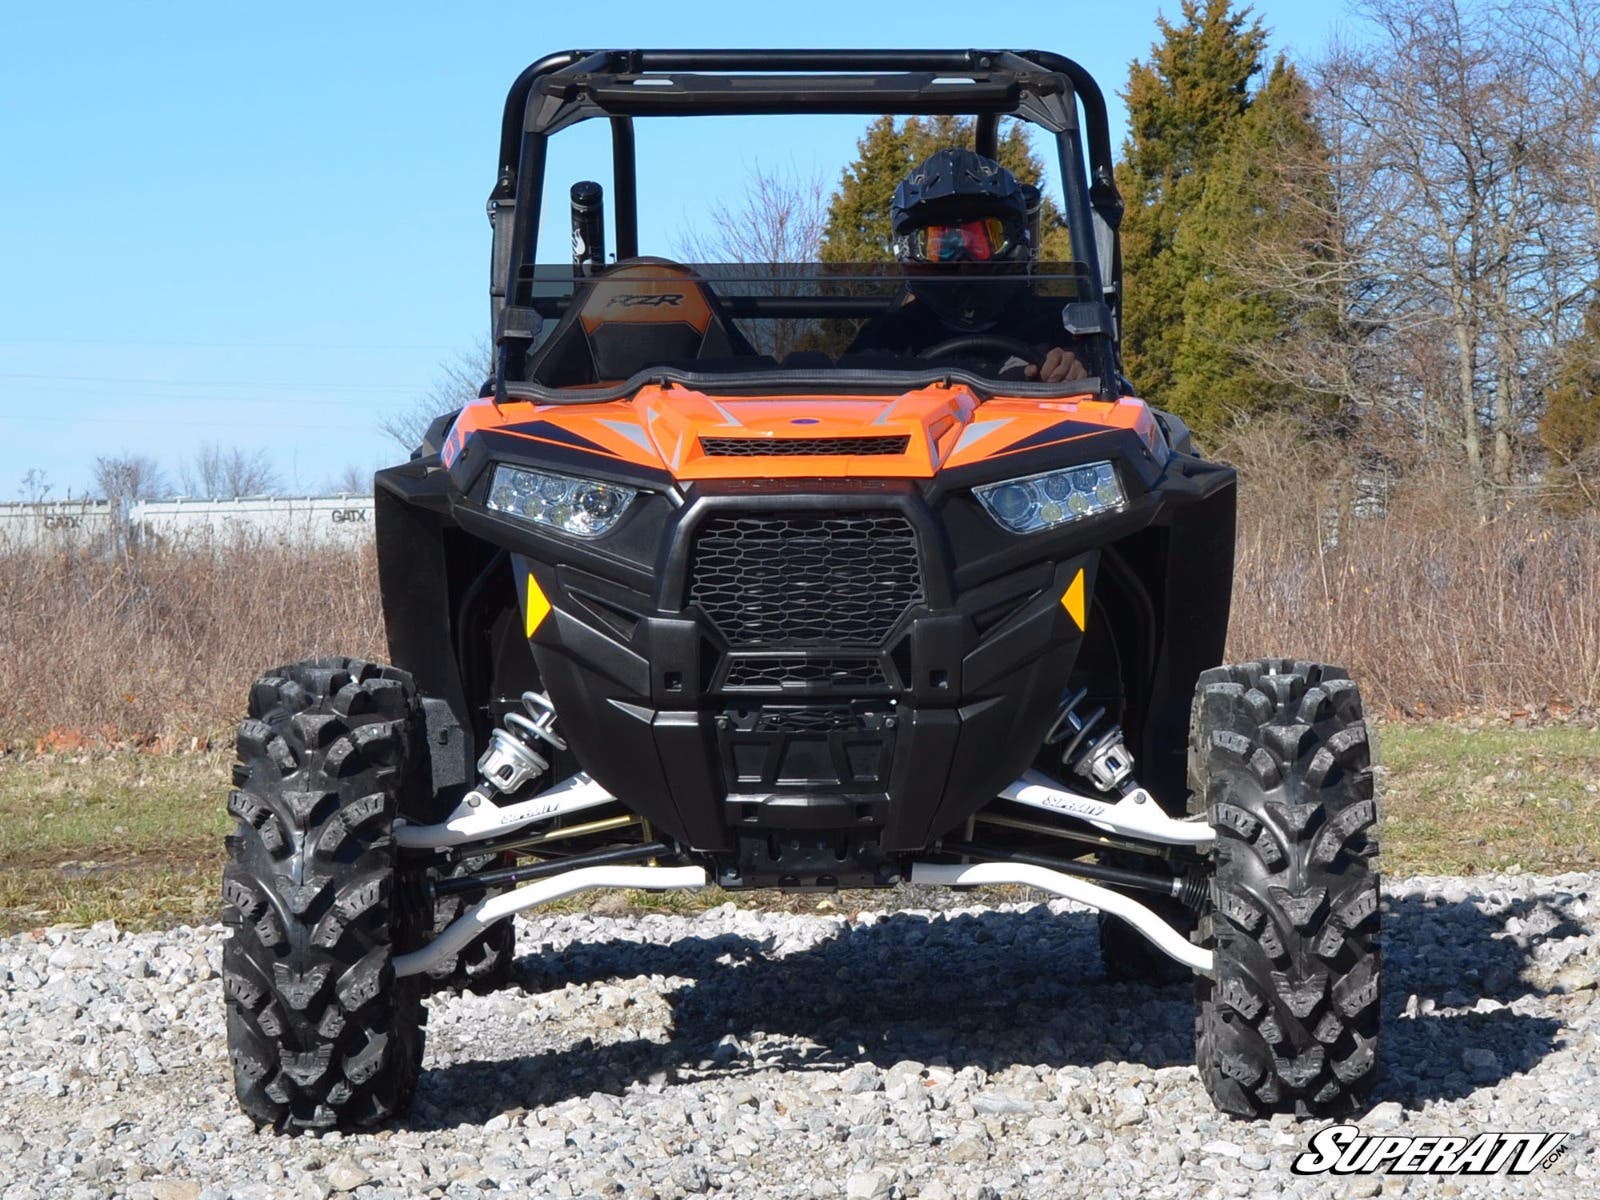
top-left (699, 436), bottom-right (909, 457)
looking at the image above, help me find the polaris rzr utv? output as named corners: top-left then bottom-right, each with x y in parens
top-left (222, 49), bottom-right (1380, 1131)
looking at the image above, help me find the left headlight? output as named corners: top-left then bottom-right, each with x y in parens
top-left (974, 460), bottom-right (1126, 534)
top-left (486, 465), bottom-right (638, 539)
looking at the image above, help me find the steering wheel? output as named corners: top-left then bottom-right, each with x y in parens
top-left (920, 334), bottom-right (1039, 366)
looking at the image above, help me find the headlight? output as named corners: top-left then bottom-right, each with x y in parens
top-left (486, 465), bottom-right (638, 539)
top-left (974, 461), bottom-right (1125, 533)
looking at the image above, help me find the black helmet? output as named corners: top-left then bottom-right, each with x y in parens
top-left (890, 148), bottom-right (1031, 329)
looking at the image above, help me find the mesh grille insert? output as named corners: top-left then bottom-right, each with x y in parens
top-left (723, 656), bottom-right (888, 691)
top-left (699, 436), bottom-right (909, 457)
top-left (753, 707), bottom-right (862, 733)
top-left (690, 513), bottom-right (924, 647)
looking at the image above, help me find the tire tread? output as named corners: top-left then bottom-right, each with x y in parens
top-left (1192, 659), bottom-right (1381, 1118)
top-left (222, 656), bottom-right (428, 1131)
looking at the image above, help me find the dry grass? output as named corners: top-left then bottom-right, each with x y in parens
top-left (1218, 418), bottom-right (1600, 716)
top-left (0, 538), bottom-right (384, 748)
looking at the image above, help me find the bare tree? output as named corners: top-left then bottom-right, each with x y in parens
top-left (94, 454), bottom-right (169, 553)
top-left (17, 469), bottom-right (51, 503)
top-left (1314, 0), bottom-right (1600, 511)
top-left (677, 162), bottom-right (828, 264)
top-left (676, 162), bottom-right (830, 359)
top-left (380, 339), bottom-right (493, 453)
top-left (180, 444), bottom-right (280, 499)
top-left (1509, 0), bottom-right (1600, 271)
top-left (93, 454), bottom-right (167, 506)
top-left (323, 464), bottom-right (374, 496)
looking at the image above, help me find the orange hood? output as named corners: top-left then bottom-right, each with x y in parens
top-left (444, 382), bottom-right (1160, 479)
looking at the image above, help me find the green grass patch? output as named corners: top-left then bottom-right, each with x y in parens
top-left (0, 750), bottom-right (231, 933)
top-left (1377, 722), bottom-right (1600, 877)
top-left (0, 720), bottom-right (1594, 933)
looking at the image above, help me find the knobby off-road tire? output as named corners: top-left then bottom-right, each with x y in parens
top-left (426, 853), bottom-right (516, 995)
top-left (1191, 660), bottom-right (1380, 1117)
top-left (222, 657), bottom-right (430, 1131)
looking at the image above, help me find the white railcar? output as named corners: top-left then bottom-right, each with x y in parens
top-left (0, 500), bottom-right (114, 550)
top-left (130, 495), bottom-right (376, 548)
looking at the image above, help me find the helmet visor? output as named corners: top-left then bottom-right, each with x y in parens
top-left (901, 216), bottom-right (1016, 263)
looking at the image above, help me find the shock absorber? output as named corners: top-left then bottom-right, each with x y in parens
top-left (1042, 691), bottom-right (1207, 911)
top-left (464, 690), bottom-right (566, 809)
top-left (1045, 687), bottom-right (1136, 796)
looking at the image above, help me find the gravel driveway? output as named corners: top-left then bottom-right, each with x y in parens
top-left (2, 873), bottom-right (1595, 1199)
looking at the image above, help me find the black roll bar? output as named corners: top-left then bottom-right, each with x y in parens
top-left (609, 117), bottom-right (639, 261)
top-left (496, 49), bottom-right (1061, 172)
top-left (488, 49), bottom-right (1126, 393)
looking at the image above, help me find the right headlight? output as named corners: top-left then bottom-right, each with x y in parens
top-left (486, 464), bottom-right (638, 539)
top-left (973, 460), bottom-right (1125, 534)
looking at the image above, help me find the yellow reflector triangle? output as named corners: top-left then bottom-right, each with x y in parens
top-left (525, 573), bottom-right (552, 638)
top-left (1061, 568), bottom-right (1086, 631)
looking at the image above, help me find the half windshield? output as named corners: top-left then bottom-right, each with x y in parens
top-left (504, 261), bottom-right (1109, 398)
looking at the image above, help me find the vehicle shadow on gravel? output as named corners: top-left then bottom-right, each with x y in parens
top-left (405, 894), bottom-right (1575, 1128)
top-left (407, 907), bottom-right (1190, 1128)
top-left (1377, 892), bottom-right (1572, 1111)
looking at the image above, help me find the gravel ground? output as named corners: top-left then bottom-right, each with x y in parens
top-left (1, 873), bottom-right (1596, 1200)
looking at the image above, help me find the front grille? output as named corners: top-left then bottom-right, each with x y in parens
top-left (723, 656), bottom-right (888, 691)
top-left (690, 513), bottom-right (924, 646)
top-left (751, 707), bottom-right (863, 733)
top-left (700, 436), bottom-right (909, 457)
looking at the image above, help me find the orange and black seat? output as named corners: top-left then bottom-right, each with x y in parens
top-left (527, 259), bottom-right (756, 386)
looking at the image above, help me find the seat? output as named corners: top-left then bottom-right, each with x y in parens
top-left (527, 258), bottom-right (757, 386)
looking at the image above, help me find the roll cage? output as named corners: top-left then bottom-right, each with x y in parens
top-left (487, 49), bottom-right (1126, 397)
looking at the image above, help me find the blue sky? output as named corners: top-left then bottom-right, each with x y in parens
top-left (0, 1), bottom-right (1354, 498)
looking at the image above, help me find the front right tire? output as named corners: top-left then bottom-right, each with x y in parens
top-left (222, 657), bottom-right (430, 1131)
top-left (1191, 660), bottom-right (1381, 1117)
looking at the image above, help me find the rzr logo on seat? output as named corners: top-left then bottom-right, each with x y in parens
top-left (606, 292), bottom-right (685, 309)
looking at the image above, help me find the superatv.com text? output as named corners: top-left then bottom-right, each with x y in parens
top-left (1292, 1124), bottom-right (1568, 1176)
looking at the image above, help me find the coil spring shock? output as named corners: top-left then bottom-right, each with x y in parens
top-left (1045, 687), bottom-right (1136, 796)
top-left (466, 690), bottom-right (566, 807)
top-left (1047, 690), bottom-right (1208, 911)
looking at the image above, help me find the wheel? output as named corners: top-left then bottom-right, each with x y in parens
top-left (1095, 849), bottom-right (1194, 984)
top-left (1190, 659), bottom-right (1380, 1117)
top-left (426, 852), bottom-right (516, 995)
top-left (1098, 883), bottom-right (1195, 984)
top-left (221, 656), bottom-right (430, 1131)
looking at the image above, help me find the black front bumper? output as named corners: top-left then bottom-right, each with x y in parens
top-left (517, 478), bottom-right (1093, 856)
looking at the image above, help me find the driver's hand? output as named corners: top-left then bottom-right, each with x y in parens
top-left (1024, 347), bottom-right (1090, 383)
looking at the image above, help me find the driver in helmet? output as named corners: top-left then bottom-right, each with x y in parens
top-left (845, 148), bottom-right (1091, 383)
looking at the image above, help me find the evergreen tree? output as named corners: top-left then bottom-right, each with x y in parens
top-left (821, 116), bottom-right (1072, 262)
top-left (1540, 297), bottom-right (1600, 514)
top-left (821, 116), bottom-right (915, 263)
top-left (1169, 58), bottom-right (1340, 431)
top-left (1116, 0), bottom-right (1269, 408)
